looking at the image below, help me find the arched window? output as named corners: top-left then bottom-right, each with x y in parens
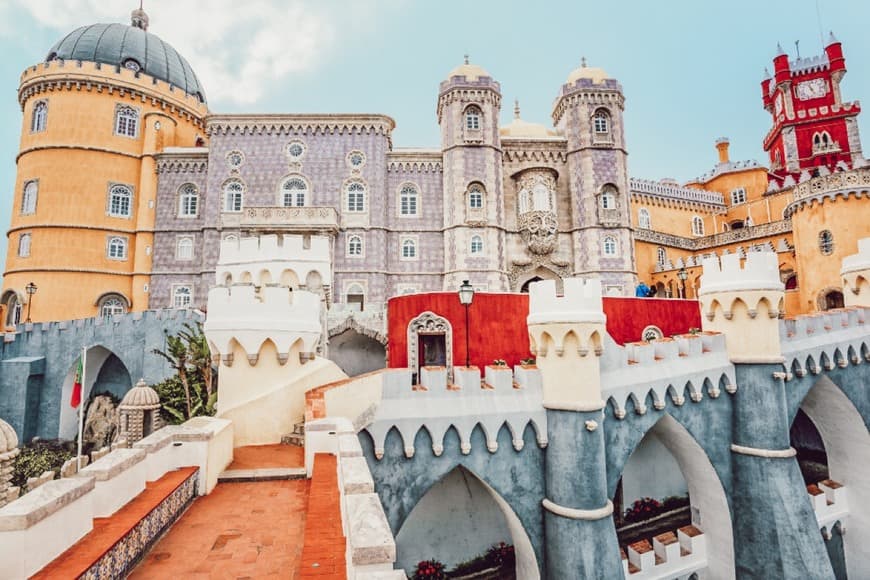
top-left (21, 181), bottom-right (38, 215)
top-left (176, 237), bottom-right (194, 261)
top-left (470, 235), bottom-right (484, 254)
top-left (99, 295), bottom-right (127, 317)
top-left (638, 207), bottom-right (651, 229)
top-left (31, 101), bottom-right (47, 133)
top-left (532, 183), bottom-right (551, 211)
top-left (223, 180), bottom-right (244, 212)
top-left (465, 106), bottom-right (482, 130)
top-left (600, 186), bottom-right (616, 209)
top-left (818, 230), bottom-right (834, 255)
top-left (18, 233), bottom-right (31, 258)
top-left (656, 247), bottom-right (667, 266)
top-left (108, 236), bottom-right (127, 259)
top-left (401, 238), bottom-right (417, 259)
top-left (346, 181), bottom-right (366, 212)
top-left (108, 184), bottom-right (133, 217)
top-left (114, 105), bottom-right (139, 138)
top-left (468, 184), bottom-right (484, 209)
top-left (172, 286), bottom-right (192, 309)
top-left (691, 216), bottom-right (705, 236)
top-left (603, 236), bottom-right (618, 256)
top-left (346, 283), bottom-right (365, 311)
top-left (399, 184), bottom-right (419, 216)
top-left (347, 235), bottom-right (363, 256)
top-left (785, 274), bottom-right (798, 290)
top-left (178, 183), bottom-right (198, 217)
top-left (593, 109), bottom-right (611, 134)
top-left (281, 177), bottom-right (307, 207)
top-left (4, 293), bottom-right (21, 326)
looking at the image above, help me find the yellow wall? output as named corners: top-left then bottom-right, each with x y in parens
top-left (3, 61), bottom-right (207, 323)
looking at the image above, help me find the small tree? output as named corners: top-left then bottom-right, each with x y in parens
top-left (151, 322), bottom-right (217, 424)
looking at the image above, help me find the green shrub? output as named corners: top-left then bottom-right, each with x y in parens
top-left (12, 441), bottom-right (74, 489)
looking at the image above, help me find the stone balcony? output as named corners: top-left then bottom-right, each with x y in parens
top-left (221, 206), bottom-right (340, 234)
top-left (792, 167), bottom-right (870, 203)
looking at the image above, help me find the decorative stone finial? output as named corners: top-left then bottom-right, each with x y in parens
top-left (828, 30), bottom-right (838, 44)
top-left (514, 99), bottom-right (520, 119)
top-left (463, 53), bottom-right (469, 65)
top-left (131, 1), bottom-right (149, 31)
top-left (776, 43), bottom-right (786, 56)
top-left (581, 56), bottom-right (587, 68)
top-left (763, 67), bottom-right (771, 79)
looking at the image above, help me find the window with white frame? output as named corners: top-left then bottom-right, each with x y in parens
top-left (114, 105), bottom-right (139, 138)
top-left (600, 186), bottom-right (616, 209)
top-left (18, 233), bottom-right (31, 257)
top-left (21, 181), bottom-right (38, 215)
top-left (593, 109), bottom-right (611, 134)
top-left (107, 236), bottom-right (127, 259)
top-left (346, 181), bottom-right (366, 212)
top-left (656, 246), bottom-right (667, 266)
top-left (692, 216), bottom-right (705, 236)
top-left (108, 184), bottom-right (133, 217)
top-left (603, 236), bottom-right (618, 256)
top-left (172, 285), bottom-right (192, 309)
top-left (465, 106), bottom-right (482, 130)
top-left (347, 234), bottom-right (363, 257)
top-left (468, 184), bottom-right (484, 209)
top-left (281, 177), bottom-right (307, 207)
top-left (638, 207), bottom-right (651, 229)
top-left (470, 235), bottom-right (484, 254)
top-left (223, 180), bottom-right (244, 212)
top-left (31, 101), bottom-right (47, 133)
top-left (178, 183), bottom-right (198, 217)
top-left (399, 184), bottom-right (419, 216)
top-left (401, 238), bottom-right (417, 259)
top-left (99, 295), bottom-right (127, 317)
top-left (730, 188), bottom-right (747, 205)
top-left (176, 237), bottom-right (194, 261)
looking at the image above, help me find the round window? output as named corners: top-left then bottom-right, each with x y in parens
top-left (287, 141), bottom-right (305, 160)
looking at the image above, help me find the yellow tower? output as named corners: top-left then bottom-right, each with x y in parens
top-left (1, 7), bottom-right (208, 324)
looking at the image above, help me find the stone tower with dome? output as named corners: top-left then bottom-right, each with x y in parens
top-left (0, 7), bottom-right (208, 324)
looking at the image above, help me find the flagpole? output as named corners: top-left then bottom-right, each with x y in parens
top-left (76, 346), bottom-right (87, 471)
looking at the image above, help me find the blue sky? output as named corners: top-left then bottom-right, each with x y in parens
top-left (0, 0), bottom-right (868, 267)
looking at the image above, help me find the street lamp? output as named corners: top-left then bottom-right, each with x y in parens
top-left (676, 267), bottom-right (688, 299)
top-left (24, 282), bottom-right (37, 323)
top-left (458, 280), bottom-right (475, 368)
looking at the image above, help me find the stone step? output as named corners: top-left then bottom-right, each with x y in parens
top-left (293, 421), bottom-right (305, 435)
top-left (281, 433), bottom-right (305, 446)
top-left (217, 467), bottom-right (306, 483)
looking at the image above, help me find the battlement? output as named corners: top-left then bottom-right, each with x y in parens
top-left (527, 278), bottom-right (605, 325)
top-left (842, 237), bottom-right (870, 275)
top-left (699, 252), bottom-right (783, 295)
top-left (622, 525), bottom-right (706, 579)
top-left (216, 234), bottom-right (331, 289)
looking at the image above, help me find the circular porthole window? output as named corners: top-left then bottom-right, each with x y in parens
top-left (641, 325), bottom-right (664, 342)
top-left (123, 59), bottom-right (141, 72)
top-left (226, 150), bottom-right (245, 169)
top-left (287, 140), bottom-right (306, 160)
top-left (347, 150), bottom-right (366, 170)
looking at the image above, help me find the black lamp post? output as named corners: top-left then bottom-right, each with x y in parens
top-left (25, 282), bottom-right (37, 323)
top-left (677, 267), bottom-right (688, 299)
top-left (458, 280), bottom-right (475, 368)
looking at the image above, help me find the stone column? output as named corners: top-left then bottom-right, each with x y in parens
top-left (527, 279), bottom-right (622, 579)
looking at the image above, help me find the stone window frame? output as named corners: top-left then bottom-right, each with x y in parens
top-left (30, 100), bottom-right (48, 133)
top-left (656, 246), bottom-right (667, 267)
top-left (97, 293), bottom-right (129, 317)
top-left (467, 182), bottom-right (486, 218)
top-left (286, 140), bottom-right (306, 161)
top-left (176, 235), bottom-right (195, 261)
top-left (278, 174), bottom-right (309, 208)
top-left (114, 103), bottom-right (140, 138)
top-left (346, 233), bottom-right (364, 258)
top-left (107, 183), bottom-right (134, 219)
top-left (691, 215), bottom-right (705, 237)
top-left (470, 234), bottom-right (484, 255)
top-left (602, 235), bottom-right (618, 256)
top-left (637, 207), bottom-right (651, 229)
top-left (171, 284), bottom-right (193, 309)
top-left (400, 236), bottom-right (419, 261)
top-left (818, 230), bottom-right (834, 255)
top-left (407, 310), bottom-right (453, 380)
top-left (599, 187), bottom-right (616, 210)
top-left (21, 179), bottom-right (38, 215)
top-left (344, 178), bottom-right (368, 214)
top-left (222, 178), bottom-right (245, 213)
top-left (464, 105), bottom-right (482, 130)
top-left (106, 235), bottom-right (129, 261)
top-left (344, 280), bottom-right (368, 309)
top-left (17, 233), bottom-right (31, 258)
top-left (177, 183), bottom-right (199, 218)
top-left (592, 108), bottom-right (613, 144)
top-left (398, 182), bottom-right (420, 218)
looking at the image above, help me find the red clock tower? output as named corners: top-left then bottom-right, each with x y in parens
top-left (761, 34), bottom-right (863, 186)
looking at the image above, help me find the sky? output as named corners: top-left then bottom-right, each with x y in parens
top-left (0, 0), bottom-right (868, 267)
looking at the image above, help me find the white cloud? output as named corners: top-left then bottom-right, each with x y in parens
top-left (6, 0), bottom-right (394, 106)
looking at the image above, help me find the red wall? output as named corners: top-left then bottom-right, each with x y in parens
top-left (387, 293), bottom-right (702, 370)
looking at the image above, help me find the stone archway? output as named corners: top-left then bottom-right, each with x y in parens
top-left (407, 311), bottom-right (453, 380)
top-left (817, 288), bottom-right (845, 311)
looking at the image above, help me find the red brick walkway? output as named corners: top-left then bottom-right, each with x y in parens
top-left (229, 444), bottom-right (304, 470)
top-left (300, 454), bottom-right (346, 579)
top-left (130, 478), bottom-right (310, 579)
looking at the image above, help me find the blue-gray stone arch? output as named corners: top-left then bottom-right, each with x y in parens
top-left (360, 420), bottom-right (545, 577)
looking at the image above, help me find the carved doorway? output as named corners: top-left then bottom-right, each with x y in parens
top-left (407, 311), bottom-right (453, 382)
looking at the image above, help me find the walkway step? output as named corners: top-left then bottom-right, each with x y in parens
top-left (281, 433), bottom-right (305, 446)
top-left (218, 467), bottom-right (307, 483)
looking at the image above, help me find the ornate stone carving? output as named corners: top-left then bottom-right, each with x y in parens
top-left (519, 211), bottom-right (558, 255)
top-left (407, 311), bottom-right (453, 380)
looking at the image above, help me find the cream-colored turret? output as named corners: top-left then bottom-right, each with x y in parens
top-left (841, 237), bottom-right (870, 307)
top-left (526, 278), bottom-right (606, 410)
top-left (698, 252), bottom-right (785, 363)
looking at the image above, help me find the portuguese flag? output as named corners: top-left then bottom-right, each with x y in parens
top-left (70, 358), bottom-right (83, 408)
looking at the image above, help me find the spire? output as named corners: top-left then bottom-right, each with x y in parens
top-left (776, 42), bottom-right (786, 56)
top-left (131, 1), bottom-right (149, 31)
top-left (581, 56), bottom-right (587, 68)
top-left (514, 99), bottom-right (520, 119)
top-left (763, 67), bottom-right (771, 80)
top-left (828, 30), bottom-right (839, 44)
top-left (464, 53), bottom-right (469, 65)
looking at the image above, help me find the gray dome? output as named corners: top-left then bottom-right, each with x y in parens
top-left (46, 22), bottom-right (206, 103)
top-left (120, 379), bottom-right (161, 409)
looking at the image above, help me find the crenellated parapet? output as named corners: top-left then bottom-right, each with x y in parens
top-left (698, 252), bottom-right (785, 363)
top-left (841, 237), bottom-right (870, 307)
top-left (363, 366), bottom-right (547, 460)
top-left (527, 278), bottom-right (606, 410)
top-left (215, 234), bottom-right (331, 290)
top-left (781, 306), bottom-right (869, 377)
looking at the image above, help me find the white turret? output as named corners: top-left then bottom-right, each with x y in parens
top-left (841, 237), bottom-right (870, 307)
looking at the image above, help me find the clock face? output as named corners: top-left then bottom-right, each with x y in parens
top-left (796, 78), bottom-right (828, 101)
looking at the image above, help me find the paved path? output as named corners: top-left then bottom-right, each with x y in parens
top-left (228, 444), bottom-right (304, 470)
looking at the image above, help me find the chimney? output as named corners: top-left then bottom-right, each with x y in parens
top-left (715, 137), bottom-right (730, 164)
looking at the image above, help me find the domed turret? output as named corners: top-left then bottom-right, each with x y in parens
top-left (500, 100), bottom-right (559, 139)
top-left (118, 379), bottom-right (163, 444)
top-left (565, 58), bottom-right (610, 85)
top-left (446, 55), bottom-right (491, 81)
top-left (120, 379), bottom-right (161, 409)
